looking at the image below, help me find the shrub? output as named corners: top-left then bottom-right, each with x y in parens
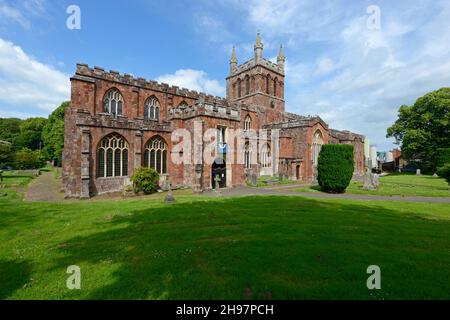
top-left (318, 144), bottom-right (355, 193)
top-left (436, 164), bottom-right (450, 185)
top-left (436, 148), bottom-right (450, 169)
top-left (14, 148), bottom-right (45, 169)
top-left (130, 167), bottom-right (159, 194)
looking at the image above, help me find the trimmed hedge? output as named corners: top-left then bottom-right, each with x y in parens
top-left (436, 148), bottom-right (450, 168)
top-left (318, 144), bottom-right (355, 193)
top-left (130, 167), bottom-right (159, 194)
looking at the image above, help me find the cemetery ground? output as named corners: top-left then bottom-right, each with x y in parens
top-left (0, 170), bottom-right (449, 299)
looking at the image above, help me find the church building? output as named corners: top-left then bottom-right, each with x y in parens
top-left (62, 33), bottom-right (365, 198)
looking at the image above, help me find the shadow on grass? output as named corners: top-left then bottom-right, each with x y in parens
top-left (45, 196), bottom-right (450, 300)
top-left (0, 260), bottom-right (32, 299)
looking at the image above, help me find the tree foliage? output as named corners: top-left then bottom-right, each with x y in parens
top-left (317, 144), bottom-right (355, 193)
top-left (13, 117), bottom-right (47, 151)
top-left (0, 143), bottom-right (14, 168)
top-left (387, 88), bottom-right (450, 172)
top-left (42, 101), bottom-right (68, 165)
top-left (14, 148), bottom-right (45, 170)
top-left (0, 118), bottom-right (21, 143)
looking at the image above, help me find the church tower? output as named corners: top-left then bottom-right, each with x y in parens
top-left (226, 33), bottom-right (285, 116)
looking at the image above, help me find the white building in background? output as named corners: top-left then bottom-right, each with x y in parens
top-left (385, 152), bottom-right (394, 163)
top-left (370, 146), bottom-right (378, 169)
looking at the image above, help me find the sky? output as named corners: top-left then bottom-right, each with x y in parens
top-left (1, 0), bottom-right (450, 150)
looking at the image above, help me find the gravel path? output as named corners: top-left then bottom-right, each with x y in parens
top-left (25, 171), bottom-right (64, 202)
top-left (204, 186), bottom-right (450, 204)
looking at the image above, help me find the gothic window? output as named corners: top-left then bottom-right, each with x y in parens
top-left (144, 96), bottom-right (160, 122)
top-left (97, 134), bottom-right (129, 178)
top-left (238, 79), bottom-right (242, 98)
top-left (244, 115), bottom-right (251, 131)
top-left (273, 79), bottom-right (277, 97)
top-left (261, 143), bottom-right (271, 168)
top-left (103, 89), bottom-right (123, 118)
top-left (244, 140), bottom-right (251, 169)
top-left (266, 75), bottom-right (270, 94)
top-left (245, 75), bottom-right (250, 95)
top-left (144, 136), bottom-right (168, 174)
top-left (312, 130), bottom-right (324, 167)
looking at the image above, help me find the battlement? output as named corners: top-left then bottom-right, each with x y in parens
top-left (169, 100), bottom-right (240, 121)
top-left (229, 57), bottom-right (284, 78)
top-left (74, 63), bottom-right (227, 105)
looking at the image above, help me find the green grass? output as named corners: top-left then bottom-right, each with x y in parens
top-left (248, 175), bottom-right (298, 187)
top-left (294, 173), bottom-right (450, 197)
top-left (0, 171), bottom-right (35, 188)
top-left (0, 189), bottom-right (449, 300)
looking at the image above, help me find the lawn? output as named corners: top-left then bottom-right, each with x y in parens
top-left (294, 173), bottom-right (450, 197)
top-left (0, 189), bottom-right (449, 300)
top-left (0, 171), bottom-right (35, 188)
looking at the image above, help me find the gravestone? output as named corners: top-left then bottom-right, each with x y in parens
top-left (416, 169), bottom-right (421, 176)
top-left (165, 183), bottom-right (175, 203)
top-left (0, 170), bottom-right (3, 182)
top-left (250, 173), bottom-right (257, 186)
top-left (214, 175), bottom-right (221, 191)
top-left (433, 173), bottom-right (438, 178)
top-left (362, 169), bottom-right (379, 190)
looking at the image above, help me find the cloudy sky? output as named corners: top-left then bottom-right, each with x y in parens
top-left (1, 0), bottom-right (449, 150)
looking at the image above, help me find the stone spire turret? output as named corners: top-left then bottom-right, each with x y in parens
top-left (254, 31), bottom-right (263, 61)
top-left (277, 44), bottom-right (286, 69)
top-left (229, 46), bottom-right (237, 73)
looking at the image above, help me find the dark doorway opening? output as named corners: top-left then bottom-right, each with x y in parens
top-left (212, 158), bottom-right (226, 188)
top-left (296, 164), bottom-right (301, 180)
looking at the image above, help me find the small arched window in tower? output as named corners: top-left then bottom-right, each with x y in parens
top-left (97, 134), bottom-right (129, 178)
top-left (144, 97), bottom-right (160, 122)
top-left (103, 89), bottom-right (123, 118)
top-left (266, 75), bottom-right (270, 94)
top-left (237, 79), bottom-right (242, 98)
top-left (244, 140), bottom-right (252, 169)
top-left (261, 143), bottom-right (271, 168)
top-left (273, 79), bottom-right (277, 97)
top-left (245, 75), bottom-right (250, 95)
top-left (144, 136), bottom-right (168, 174)
top-left (244, 115), bottom-right (251, 131)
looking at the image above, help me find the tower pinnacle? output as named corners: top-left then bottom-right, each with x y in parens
top-left (254, 31), bottom-right (263, 61)
top-left (277, 44), bottom-right (286, 69)
top-left (229, 46), bottom-right (238, 73)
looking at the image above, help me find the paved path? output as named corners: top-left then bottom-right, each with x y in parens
top-left (25, 171), bottom-right (64, 202)
top-left (204, 186), bottom-right (450, 204)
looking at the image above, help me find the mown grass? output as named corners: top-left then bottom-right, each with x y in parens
top-left (0, 172), bottom-right (35, 188)
top-left (0, 189), bottom-right (449, 300)
top-left (294, 173), bottom-right (450, 197)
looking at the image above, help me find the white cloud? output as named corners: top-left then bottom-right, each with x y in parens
top-left (156, 69), bottom-right (225, 97)
top-left (0, 1), bottom-right (30, 29)
top-left (0, 38), bottom-right (70, 112)
top-left (314, 57), bottom-right (335, 76)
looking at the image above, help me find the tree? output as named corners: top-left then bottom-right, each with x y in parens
top-left (387, 88), bottom-right (450, 172)
top-left (42, 101), bottom-right (68, 165)
top-left (13, 117), bottom-right (47, 151)
top-left (14, 148), bottom-right (44, 169)
top-left (131, 167), bottom-right (159, 194)
top-left (0, 118), bottom-right (22, 143)
top-left (317, 144), bottom-right (355, 193)
top-left (0, 142), bottom-right (14, 168)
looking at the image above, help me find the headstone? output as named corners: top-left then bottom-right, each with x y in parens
top-left (416, 169), bottom-right (421, 176)
top-left (214, 175), bottom-right (221, 191)
top-left (362, 169), bottom-right (378, 190)
top-left (0, 170), bottom-right (3, 182)
top-left (165, 184), bottom-right (175, 203)
top-left (433, 173), bottom-right (438, 178)
top-left (250, 173), bottom-right (257, 186)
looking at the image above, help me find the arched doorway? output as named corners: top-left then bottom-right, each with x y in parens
top-left (296, 164), bottom-right (301, 180)
top-left (212, 158), bottom-right (226, 189)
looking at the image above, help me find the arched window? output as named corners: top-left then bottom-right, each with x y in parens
top-left (245, 75), bottom-right (250, 95)
top-left (144, 136), bottom-right (168, 174)
top-left (261, 143), bottom-right (271, 168)
top-left (103, 89), bottom-right (123, 118)
top-left (178, 101), bottom-right (188, 108)
top-left (244, 115), bottom-right (251, 131)
top-left (144, 96), bottom-right (160, 122)
top-left (273, 79), bottom-right (277, 97)
top-left (312, 130), bottom-right (324, 167)
top-left (266, 75), bottom-right (270, 94)
top-left (244, 140), bottom-right (251, 169)
top-left (237, 79), bottom-right (242, 98)
top-left (97, 134), bottom-right (129, 178)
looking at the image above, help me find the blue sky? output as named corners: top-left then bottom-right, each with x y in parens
top-left (1, 0), bottom-right (450, 150)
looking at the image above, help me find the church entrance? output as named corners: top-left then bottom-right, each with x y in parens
top-left (296, 164), bottom-right (301, 180)
top-left (212, 158), bottom-right (226, 188)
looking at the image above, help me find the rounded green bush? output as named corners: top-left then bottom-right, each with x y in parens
top-left (318, 144), bottom-right (355, 193)
top-left (130, 167), bottom-right (159, 194)
top-left (436, 164), bottom-right (450, 185)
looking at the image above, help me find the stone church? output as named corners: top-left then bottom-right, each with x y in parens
top-left (62, 33), bottom-right (365, 198)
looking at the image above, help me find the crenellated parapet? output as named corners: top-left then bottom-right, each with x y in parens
top-left (169, 100), bottom-right (240, 121)
top-left (74, 63), bottom-right (226, 104)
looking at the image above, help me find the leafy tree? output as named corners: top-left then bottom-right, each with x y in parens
top-left (387, 88), bottom-right (450, 172)
top-left (42, 101), bottom-right (68, 165)
top-left (0, 118), bottom-right (22, 143)
top-left (14, 148), bottom-right (45, 170)
top-left (14, 117), bottom-right (47, 151)
top-left (317, 144), bottom-right (355, 193)
top-left (0, 142), bottom-right (14, 168)
top-left (436, 164), bottom-right (450, 185)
